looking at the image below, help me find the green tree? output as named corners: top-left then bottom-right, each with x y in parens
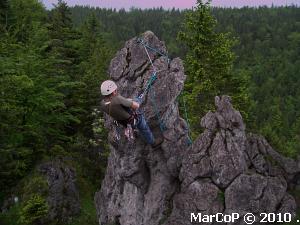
top-left (9, 0), bottom-right (46, 42)
top-left (19, 194), bottom-right (48, 225)
top-left (76, 12), bottom-right (112, 137)
top-left (46, 0), bottom-right (84, 140)
top-left (178, 0), bottom-right (250, 136)
top-left (0, 0), bottom-right (81, 192)
top-left (0, 0), bottom-right (10, 31)
top-left (0, 0), bottom-right (47, 189)
top-left (48, 0), bottom-right (73, 40)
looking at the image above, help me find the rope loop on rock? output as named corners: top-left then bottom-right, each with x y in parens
top-left (136, 37), bottom-right (170, 64)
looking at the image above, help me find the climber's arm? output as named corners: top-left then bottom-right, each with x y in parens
top-left (118, 95), bottom-right (140, 110)
top-left (125, 98), bottom-right (140, 110)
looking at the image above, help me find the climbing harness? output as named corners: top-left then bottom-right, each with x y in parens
top-left (113, 120), bottom-right (121, 141)
top-left (124, 124), bottom-right (135, 142)
top-left (110, 100), bottom-right (136, 142)
top-left (113, 118), bottom-right (136, 142)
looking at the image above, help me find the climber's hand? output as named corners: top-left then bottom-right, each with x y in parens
top-left (131, 101), bottom-right (140, 110)
top-left (134, 97), bottom-right (143, 104)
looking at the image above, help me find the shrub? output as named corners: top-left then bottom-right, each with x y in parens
top-left (19, 194), bottom-right (48, 225)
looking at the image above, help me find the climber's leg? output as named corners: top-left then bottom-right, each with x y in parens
top-left (135, 114), bottom-right (155, 145)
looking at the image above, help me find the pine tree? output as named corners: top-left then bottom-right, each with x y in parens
top-left (0, 0), bottom-right (50, 190)
top-left (178, 0), bottom-right (251, 136)
top-left (0, 0), bottom-right (81, 191)
top-left (46, 0), bottom-right (84, 138)
top-left (77, 12), bottom-right (112, 136)
top-left (48, 0), bottom-right (73, 40)
top-left (9, 0), bottom-right (46, 42)
top-left (0, 0), bottom-right (9, 31)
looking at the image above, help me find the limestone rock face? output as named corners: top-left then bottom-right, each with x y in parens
top-left (94, 31), bottom-right (298, 225)
top-left (39, 161), bottom-right (80, 223)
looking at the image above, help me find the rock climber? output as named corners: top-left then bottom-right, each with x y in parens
top-left (100, 80), bottom-right (163, 148)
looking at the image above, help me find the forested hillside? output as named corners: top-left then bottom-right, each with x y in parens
top-left (214, 7), bottom-right (300, 157)
top-left (1, 0), bottom-right (110, 224)
top-left (70, 5), bottom-right (300, 157)
top-left (0, 0), bottom-right (299, 224)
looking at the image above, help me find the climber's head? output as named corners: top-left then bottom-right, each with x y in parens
top-left (101, 80), bottom-right (118, 96)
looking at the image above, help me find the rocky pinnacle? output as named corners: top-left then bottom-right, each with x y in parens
top-left (94, 31), bottom-right (298, 225)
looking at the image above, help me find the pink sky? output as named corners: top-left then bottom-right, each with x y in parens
top-left (42, 0), bottom-right (299, 9)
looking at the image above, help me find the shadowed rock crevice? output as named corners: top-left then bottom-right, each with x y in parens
top-left (94, 31), bottom-right (298, 225)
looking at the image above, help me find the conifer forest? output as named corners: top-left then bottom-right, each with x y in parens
top-left (0, 0), bottom-right (299, 224)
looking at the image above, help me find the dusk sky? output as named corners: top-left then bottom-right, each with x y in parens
top-left (42, 0), bottom-right (300, 9)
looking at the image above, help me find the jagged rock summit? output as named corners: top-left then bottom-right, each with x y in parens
top-left (94, 31), bottom-right (299, 225)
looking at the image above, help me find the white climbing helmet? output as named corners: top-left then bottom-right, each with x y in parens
top-left (100, 80), bottom-right (118, 96)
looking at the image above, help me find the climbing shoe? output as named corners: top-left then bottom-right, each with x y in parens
top-left (151, 136), bottom-right (164, 149)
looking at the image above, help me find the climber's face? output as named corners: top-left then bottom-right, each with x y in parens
top-left (112, 90), bottom-right (117, 96)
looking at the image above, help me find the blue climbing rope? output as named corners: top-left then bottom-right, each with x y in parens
top-left (137, 37), bottom-right (167, 132)
top-left (138, 72), bottom-right (157, 100)
top-left (136, 37), bottom-right (193, 145)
